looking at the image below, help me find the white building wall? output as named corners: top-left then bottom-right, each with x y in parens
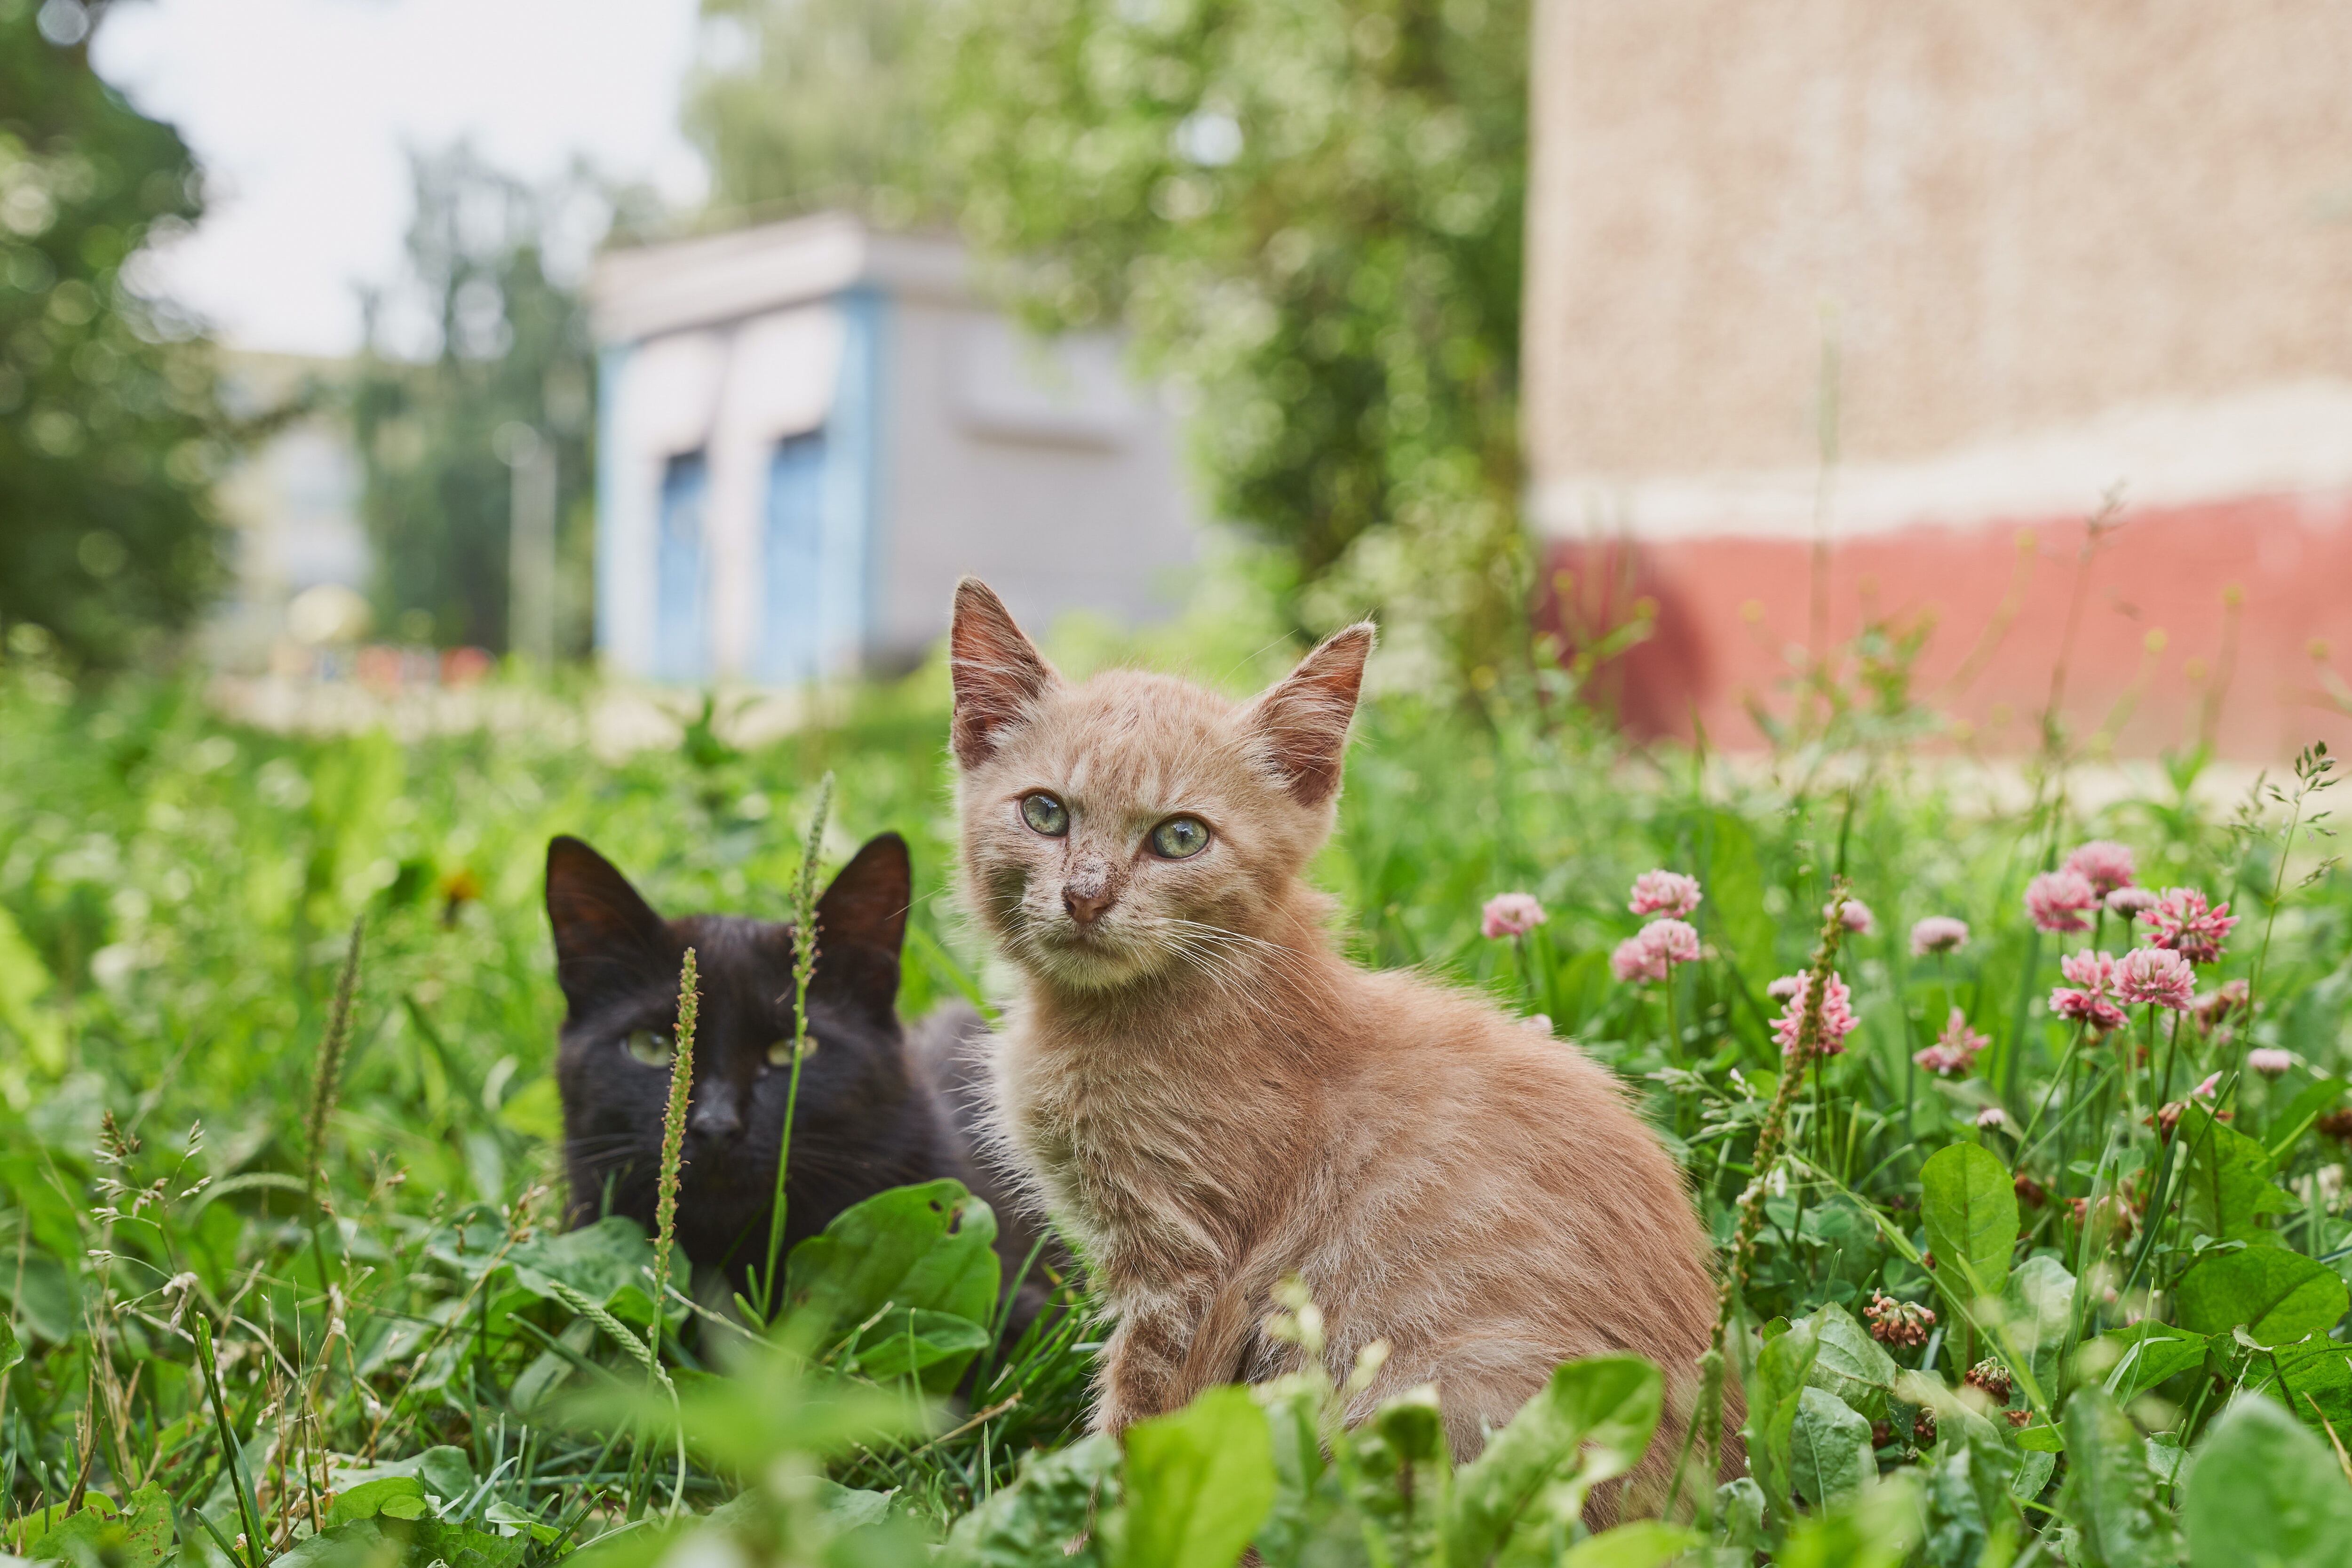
top-left (870, 301), bottom-right (1199, 665)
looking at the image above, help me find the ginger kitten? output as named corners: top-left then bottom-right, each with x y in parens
top-left (947, 578), bottom-right (1729, 1500)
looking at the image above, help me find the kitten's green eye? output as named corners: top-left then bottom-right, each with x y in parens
top-left (1020, 792), bottom-right (1069, 836)
top-left (766, 1037), bottom-right (813, 1067)
top-left (624, 1029), bottom-right (673, 1067)
top-left (1149, 816), bottom-right (1211, 860)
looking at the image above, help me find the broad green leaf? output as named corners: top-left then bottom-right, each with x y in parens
top-left (1788, 1386), bottom-right (1875, 1507)
top-left (271, 1517), bottom-right (527, 1568)
top-left (2246, 1337), bottom-right (2352, 1434)
top-left (508, 1216), bottom-right (662, 1325)
top-left (1999, 1254), bottom-right (2076, 1405)
top-left (1557, 1521), bottom-right (1701, 1567)
top-left (2012, 1421), bottom-right (2065, 1453)
top-left (0, 1315), bottom-right (19, 1377)
top-left (2176, 1105), bottom-right (2296, 1243)
top-left (845, 1307), bottom-right (992, 1382)
top-left (2012, 1449), bottom-right (2057, 1502)
top-left (1121, 1385), bottom-right (1277, 1568)
top-left (1744, 1317), bottom-right (1819, 1536)
top-left (1922, 1429), bottom-right (2020, 1568)
top-left (1447, 1354), bottom-right (1663, 1565)
top-left (418, 1446), bottom-right (476, 1508)
top-left (787, 1179), bottom-right (1000, 1337)
top-left (1714, 1477), bottom-right (1766, 1550)
top-left (1776, 1476), bottom-right (1923, 1568)
top-left (1921, 1143), bottom-right (2018, 1300)
top-left (940, 1434), bottom-right (1121, 1568)
top-left (1800, 1300), bottom-right (1898, 1421)
top-left (24, 1485), bottom-right (170, 1568)
top-left (2061, 1387), bottom-right (2183, 1568)
top-left (2099, 1323), bottom-right (2209, 1403)
top-left (2144, 1433), bottom-right (2186, 1490)
top-left (326, 1475), bottom-right (428, 1527)
top-left (116, 1484), bottom-right (173, 1568)
top-left (270, 1517), bottom-right (394, 1568)
top-left (2184, 1395), bottom-right (2352, 1567)
top-left (2176, 1249), bottom-right (2350, 1347)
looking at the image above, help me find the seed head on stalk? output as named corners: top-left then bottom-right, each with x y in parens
top-left (648, 946), bottom-right (699, 1362)
top-left (302, 916), bottom-right (365, 1210)
top-left (1686, 883), bottom-right (1854, 1504)
top-left (757, 772), bottom-right (834, 1318)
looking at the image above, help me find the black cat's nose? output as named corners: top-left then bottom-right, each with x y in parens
top-left (688, 1093), bottom-right (743, 1143)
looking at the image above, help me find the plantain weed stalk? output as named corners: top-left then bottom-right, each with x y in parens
top-left (755, 770), bottom-right (833, 1322)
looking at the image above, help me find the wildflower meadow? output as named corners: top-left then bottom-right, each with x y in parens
top-left (2, 631), bottom-right (2350, 1568)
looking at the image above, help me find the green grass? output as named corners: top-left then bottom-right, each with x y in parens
top-left (2, 638), bottom-right (2349, 1567)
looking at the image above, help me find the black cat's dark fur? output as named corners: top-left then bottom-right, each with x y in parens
top-left (544, 832), bottom-right (1047, 1307)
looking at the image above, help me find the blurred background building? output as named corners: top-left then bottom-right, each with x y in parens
top-left (1524, 0), bottom-right (2352, 757)
top-left (587, 213), bottom-right (1200, 685)
top-left (202, 352), bottom-right (370, 672)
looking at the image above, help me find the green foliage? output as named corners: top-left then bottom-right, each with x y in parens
top-left (2062, 1387), bottom-right (2184, 1568)
top-left (0, 0), bottom-right (231, 670)
top-left (1920, 1143), bottom-right (2019, 1302)
top-left (2174, 1248), bottom-right (2348, 1346)
top-left (783, 1178), bottom-right (1004, 1390)
top-left (1444, 1354), bottom-right (1664, 1562)
top-left (1798, 1301), bottom-right (1896, 1422)
top-left (936, 0), bottom-right (1533, 674)
top-left (6, 633), bottom-right (2352, 1565)
top-left (348, 145), bottom-right (616, 651)
top-left (2182, 1396), bottom-right (2352, 1568)
top-left (686, 0), bottom-right (950, 227)
top-left (1745, 1318), bottom-right (1820, 1538)
top-left (1120, 1388), bottom-right (1276, 1568)
top-left (2175, 1103), bottom-right (2298, 1243)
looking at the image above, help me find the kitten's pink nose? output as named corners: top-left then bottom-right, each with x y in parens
top-left (1063, 876), bottom-right (1115, 924)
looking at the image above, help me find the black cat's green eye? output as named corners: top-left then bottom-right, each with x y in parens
top-left (624, 1029), bottom-right (672, 1067)
top-left (1149, 815), bottom-right (1211, 860)
top-left (1020, 792), bottom-right (1069, 836)
top-left (767, 1037), bottom-right (813, 1067)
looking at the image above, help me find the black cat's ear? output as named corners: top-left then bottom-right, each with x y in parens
top-left (546, 836), bottom-right (669, 1004)
top-left (807, 832), bottom-right (911, 1012)
top-left (814, 832), bottom-right (913, 955)
top-left (1244, 622), bottom-right (1375, 808)
top-left (949, 578), bottom-right (1059, 769)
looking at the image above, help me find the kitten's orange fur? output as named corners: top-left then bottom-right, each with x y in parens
top-left (948, 579), bottom-right (1732, 1504)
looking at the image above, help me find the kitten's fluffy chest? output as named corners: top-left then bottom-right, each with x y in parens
top-left (993, 1008), bottom-right (1306, 1286)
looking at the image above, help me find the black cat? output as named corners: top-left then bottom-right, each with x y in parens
top-left (543, 831), bottom-right (1046, 1310)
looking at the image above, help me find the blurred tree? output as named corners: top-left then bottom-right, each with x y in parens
top-left (936, 0), bottom-right (1532, 681)
top-left (0, 0), bottom-right (232, 671)
top-left (684, 0), bottom-right (950, 227)
top-left (348, 146), bottom-right (630, 653)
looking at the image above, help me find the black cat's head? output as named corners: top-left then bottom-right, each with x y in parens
top-left (545, 832), bottom-right (946, 1278)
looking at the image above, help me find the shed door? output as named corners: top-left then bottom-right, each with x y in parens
top-left (654, 451), bottom-right (708, 682)
top-left (760, 431), bottom-right (827, 683)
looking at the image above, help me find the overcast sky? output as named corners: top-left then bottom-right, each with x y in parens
top-left (92, 0), bottom-right (710, 358)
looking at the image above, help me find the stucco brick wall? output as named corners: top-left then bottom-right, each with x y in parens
top-left (1524, 0), bottom-right (2352, 489)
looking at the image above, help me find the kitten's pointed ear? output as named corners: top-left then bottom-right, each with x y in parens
top-left (950, 578), bottom-right (1060, 768)
top-left (814, 832), bottom-right (913, 956)
top-left (546, 837), bottom-right (669, 1004)
top-left (1245, 622), bottom-right (1375, 808)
